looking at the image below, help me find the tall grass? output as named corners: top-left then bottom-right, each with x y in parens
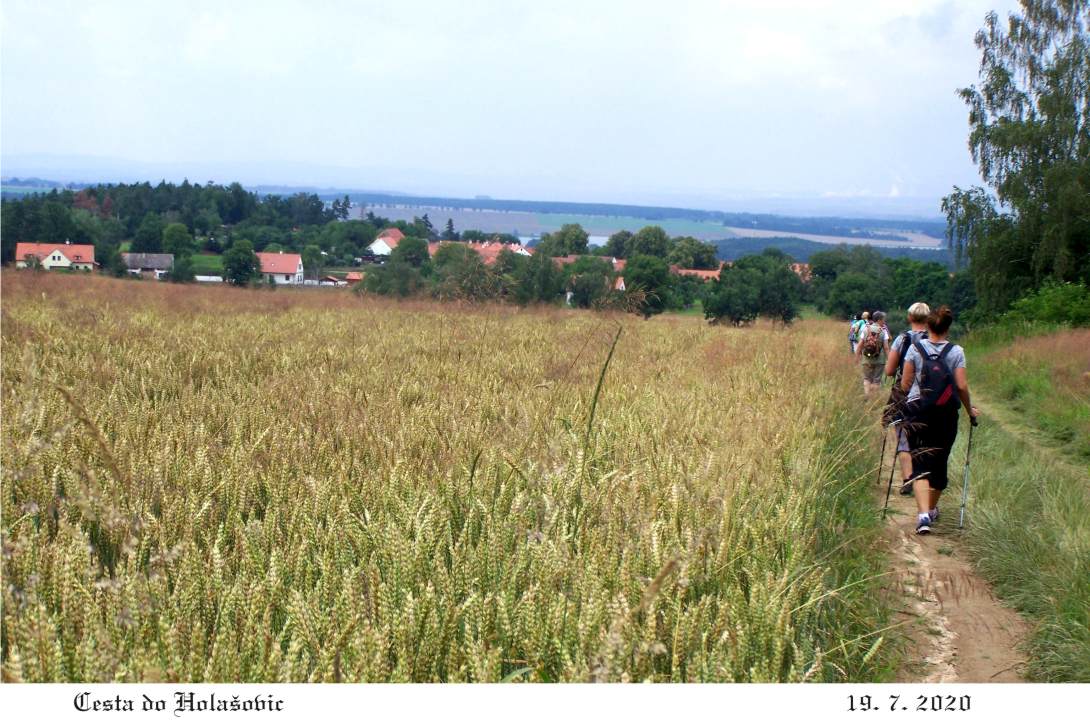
top-left (1, 272), bottom-right (889, 682)
top-left (954, 417), bottom-right (1090, 681)
top-left (971, 328), bottom-right (1090, 462)
top-left (954, 327), bottom-right (1090, 681)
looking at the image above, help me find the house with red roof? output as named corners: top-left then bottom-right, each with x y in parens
top-left (428, 240), bottom-right (533, 265)
top-left (345, 272), bottom-right (363, 284)
top-left (367, 228), bottom-right (406, 256)
top-left (256, 251), bottom-right (304, 284)
top-left (15, 241), bottom-right (96, 271)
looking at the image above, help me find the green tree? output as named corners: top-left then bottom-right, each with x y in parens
top-left (704, 266), bottom-right (762, 325)
top-left (131, 212), bottom-right (165, 254)
top-left (537, 223), bottom-right (589, 256)
top-left (162, 222), bottom-right (196, 258)
top-left (431, 244), bottom-right (499, 301)
top-left (390, 237), bottom-right (430, 268)
top-left (562, 256), bottom-right (614, 308)
top-left (943, 0), bottom-right (1090, 315)
top-left (629, 226), bottom-right (672, 258)
top-left (302, 244), bottom-right (324, 278)
top-left (362, 261), bottom-right (426, 297)
top-left (223, 239), bottom-right (260, 286)
top-left (513, 252), bottom-right (564, 304)
top-left (668, 236), bottom-right (719, 269)
top-left (443, 218), bottom-right (459, 241)
top-left (167, 256), bottom-right (195, 283)
top-left (825, 271), bottom-right (886, 320)
top-left (601, 230), bottom-right (633, 257)
top-left (623, 254), bottom-right (671, 318)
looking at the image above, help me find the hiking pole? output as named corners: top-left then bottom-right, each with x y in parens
top-left (875, 421), bottom-right (889, 492)
top-left (958, 421), bottom-right (976, 529)
top-left (881, 419), bottom-right (902, 520)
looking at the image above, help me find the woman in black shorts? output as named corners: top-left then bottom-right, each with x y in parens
top-left (900, 306), bottom-right (979, 535)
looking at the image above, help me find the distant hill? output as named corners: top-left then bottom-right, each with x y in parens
top-left (343, 192), bottom-right (946, 241)
top-left (715, 237), bottom-right (954, 268)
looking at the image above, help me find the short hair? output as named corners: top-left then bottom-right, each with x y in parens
top-left (927, 305), bottom-right (954, 335)
top-left (872, 310), bottom-right (886, 322)
top-left (861, 311), bottom-right (870, 320)
top-left (907, 302), bottom-right (931, 323)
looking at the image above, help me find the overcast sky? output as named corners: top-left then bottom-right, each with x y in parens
top-left (1, 0), bottom-right (1019, 217)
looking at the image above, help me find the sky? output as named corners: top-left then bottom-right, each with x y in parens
top-left (1, 0), bottom-right (1020, 218)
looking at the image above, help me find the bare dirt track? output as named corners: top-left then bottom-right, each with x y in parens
top-left (878, 428), bottom-right (1028, 683)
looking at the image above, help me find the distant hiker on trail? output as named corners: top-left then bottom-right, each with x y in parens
top-left (847, 315), bottom-right (858, 353)
top-left (849, 312), bottom-right (869, 355)
top-left (855, 310), bottom-right (889, 395)
top-left (884, 302), bottom-right (930, 495)
top-left (900, 305), bottom-right (979, 536)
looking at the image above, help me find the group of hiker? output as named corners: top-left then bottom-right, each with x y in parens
top-left (848, 304), bottom-right (980, 536)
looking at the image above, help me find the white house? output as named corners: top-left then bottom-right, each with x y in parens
top-left (15, 241), bottom-right (96, 271)
top-left (367, 228), bottom-right (406, 256)
top-left (256, 251), bottom-right (304, 284)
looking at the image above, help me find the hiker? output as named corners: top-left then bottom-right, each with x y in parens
top-left (850, 311), bottom-right (870, 355)
top-left (900, 305), bottom-right (979, 535)
top-left (847, 315), bottom-right (858, 353)
top-left (854, 310), bottom-right (889, 395)
top-left (884, 302), bottom-right (930, 495)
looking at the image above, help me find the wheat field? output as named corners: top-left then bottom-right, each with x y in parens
top-left (1, 273), bottom-right (886, 682)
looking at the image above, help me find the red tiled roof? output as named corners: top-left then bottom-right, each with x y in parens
top-left (345, 272), bottom-right (363, 282)
top-left (15, 242), bottom-right (96, 264)
top-left (430, 241), bottom-right (532, 266)
top-left (550, 255), bottom-right (624, 271)
top-left (255, 252), bottom-right (302, 275)
top-left (378, 228), bottom-right (405, 242)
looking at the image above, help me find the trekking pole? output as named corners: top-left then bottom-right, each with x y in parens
top-left (875, 421), bottom-right (889, 492)
top-left (958, 422), bottom-right (976, 529)
top-left (881, 419), bottom-right (902, 520)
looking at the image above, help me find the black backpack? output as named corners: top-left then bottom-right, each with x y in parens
top-left (895, 330), bottom-right (927, 379)
top-left (902, 340), bottom-right (958, 422)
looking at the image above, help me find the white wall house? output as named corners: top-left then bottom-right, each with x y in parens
top-left (367, 227), bottom-right (406, 256)
top-left (15, 242), bottom-right (96, 271)
top-left (256, 251), bottom-right (304, 284)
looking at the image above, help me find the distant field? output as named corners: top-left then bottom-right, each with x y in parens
top-left (722, 227), bottom-right (943, 249)
top-left (359, 204), bottom-right (942, 246)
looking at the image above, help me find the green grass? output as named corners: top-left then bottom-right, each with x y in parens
top-left (190, 253), bottom-right (224, 275)
top-left (969, 328), bottom-right (1090, 463)
top-left (956, 412), bottom-right (1090, 681)
top-left (954, 327), bottom-right (1089, 681)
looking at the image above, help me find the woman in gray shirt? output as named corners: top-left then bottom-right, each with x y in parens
top-left (900, 305), bottom-right (979, 535)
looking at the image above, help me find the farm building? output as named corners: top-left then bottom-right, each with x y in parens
top-left (122, 252), bottom-right (174, 280)
top-left (345, 272), bottom-right (363, 284)
top-left (14, 241), bottom-right (96, 271)
top-left (367, 228), bottom-right (406, 256)
top-left (256, 251), bottom-right (304, 284)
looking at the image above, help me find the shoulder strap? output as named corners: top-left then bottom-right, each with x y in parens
top-left (899, 333), bottom-right (913, 358)
top-left (937, 342), bottom-right (954, 361)
top-left (912, 338), bottom-right (933, 360)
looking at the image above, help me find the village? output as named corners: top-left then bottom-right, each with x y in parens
top-left (11, 225), bottom-right (812, 295)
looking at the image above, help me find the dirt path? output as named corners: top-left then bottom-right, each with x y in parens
top-left (878, 429), bottom-right (1029, 683)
